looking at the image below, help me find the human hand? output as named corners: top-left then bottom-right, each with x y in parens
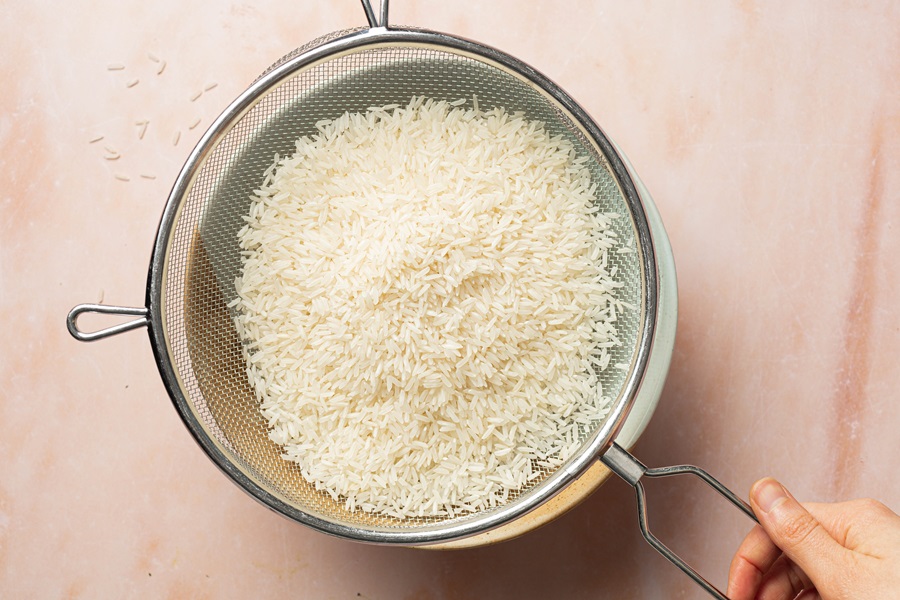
top-left (726, 477), bottom-right (900, 600)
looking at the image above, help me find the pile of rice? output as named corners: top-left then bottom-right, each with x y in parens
top-left (232, 96), bottom-right (625, 519)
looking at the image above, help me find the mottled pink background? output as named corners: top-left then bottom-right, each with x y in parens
top-left (2, 1), bottom-right (898, 598)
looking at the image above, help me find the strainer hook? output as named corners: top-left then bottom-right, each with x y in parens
top-left (66, 303), bottom-right (149, 342)
top-left (360, 0), bottom-right (390, 29)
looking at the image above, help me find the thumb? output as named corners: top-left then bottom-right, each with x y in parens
top-left (750, 478), bottom-right (846, 588)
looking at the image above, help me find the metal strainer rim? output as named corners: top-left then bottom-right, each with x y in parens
top-left (144, 24), bottom-right (658, 545)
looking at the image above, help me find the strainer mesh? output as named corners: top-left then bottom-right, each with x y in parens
top-left (162, 41), bottom-right (643, 531)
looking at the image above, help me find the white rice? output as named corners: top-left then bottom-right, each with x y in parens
top-left (231, 97), bottom-right (624, 519)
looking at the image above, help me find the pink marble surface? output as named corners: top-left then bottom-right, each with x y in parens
top-left (2, 1), bottom-right (899, 598)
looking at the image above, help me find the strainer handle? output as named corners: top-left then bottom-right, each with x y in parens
top-left (600, 442), bottom-right (757, 600)
top-left (66, 303), bottom-right (149, 342)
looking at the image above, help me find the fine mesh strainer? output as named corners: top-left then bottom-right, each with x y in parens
top-left (67, 2), bottom-right (754, 598)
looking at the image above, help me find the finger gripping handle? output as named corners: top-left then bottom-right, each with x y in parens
top-left (600, 443), bottom-right (758, 600)
top-left (66, 304), bottom-right (149, 342)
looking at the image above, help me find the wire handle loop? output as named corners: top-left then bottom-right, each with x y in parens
top-left (360, 0), bottom-right (389, 28)
top-left (600, 442), bottom-right (758, 600)
top-left (66, 303), bottom-right (149, 342)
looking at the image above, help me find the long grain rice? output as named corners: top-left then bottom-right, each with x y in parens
top-left (232, 97), bottom-right (624, 519)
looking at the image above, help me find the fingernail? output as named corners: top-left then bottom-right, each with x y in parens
top-left (754, 478), bottom-right (788, 514)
